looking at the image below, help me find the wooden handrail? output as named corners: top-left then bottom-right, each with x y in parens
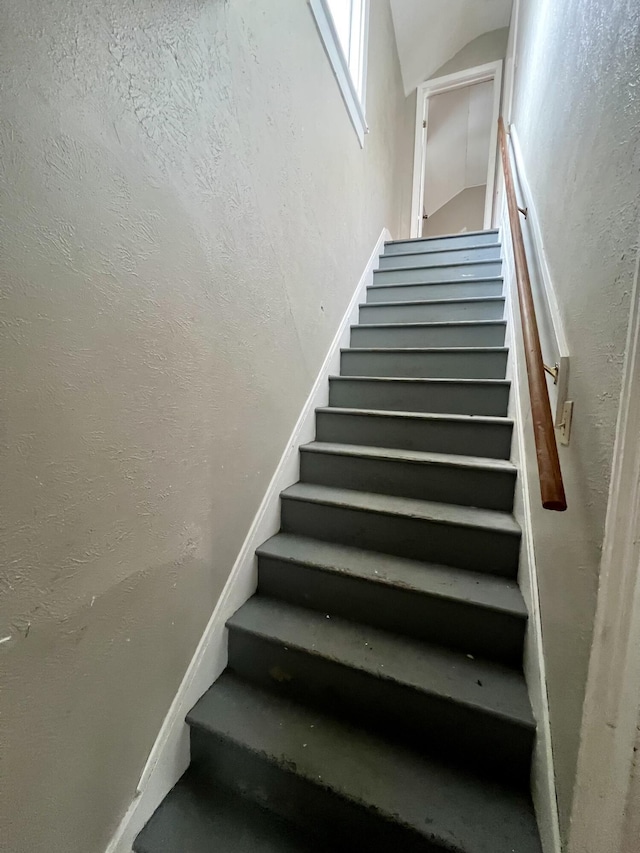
top-left (498, 117), bottom-right (567, 511)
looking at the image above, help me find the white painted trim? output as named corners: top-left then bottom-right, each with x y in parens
top-left (359, 0), bottom-right (370, 115)
top-left (507, 125), bottom-right (570, 428)
top-left (104, 228), bottom-right (390, 853)
top-left (502, 0), bottom-right (522, 125)
top-left (309, 0), bottom-right (369, 147)
top-left (410, 94), bottom-right (428, 238)
top-left (484, 61), bottom-right (503, 230)
top-left (410, 61), bottom-right (503, 238)
top-left (416, 60), bottom-right (504, 98)
top-left (499, 202), bottom-right (562, 853)
top-left (568, 229), bottom-right (640, 853)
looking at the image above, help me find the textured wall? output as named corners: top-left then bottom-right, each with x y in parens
top-left (508, 0), bottom-right (640, 842)
top-left (0, 1), bottom-right (413, 851)
top-left (423, 185), bottom-right (486, 236)
top-left (622, 722), bottom-right (640, 852)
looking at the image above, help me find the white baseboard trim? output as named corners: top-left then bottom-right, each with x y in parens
top-left (104, 227), bottom-right (390, 853)
top-left (499, 205), bottom-right (562, 853)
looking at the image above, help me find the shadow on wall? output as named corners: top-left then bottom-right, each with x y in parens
top-left (424, 185), bottom-right (487, 236)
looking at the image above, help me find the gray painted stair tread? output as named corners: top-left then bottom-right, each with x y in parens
top-left (381, 242), bottom-right (502, 257)
top-left (317, 405), bottom-right (513, 426)
top-left (343, 345), bottom-right (508, 351)
top-left (361, 295), bottom-right (505, 308)
top-left (342, 346), bottom-right (508, 352)
top-left (188, 674), bottom-right (542, 853)
top-left (352, 319), bottom-right (506, 329)
top-left (377, 258), bottom-right (500, 272)
top-left (385, 230), bottom-right (499, 246)
top-left (281, 483), bottom-right (521, 536)
top-left (368, 276), bottom-right (503, 289)
top-left (379, 256), bottom-right (500, 274)
top-left (383, 234), bottom-right (500, 257)
top-left (301, 441), bottom-right (516, 473)
top-left (228, 597), bottom-right (534, 726)
top-left (330, 375), bottom-right (510, 387)
top-left (134, 773), bottom-right (332, 853)
top-left (257, 533), bottom-right (526, 617)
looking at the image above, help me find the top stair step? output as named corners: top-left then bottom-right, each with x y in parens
top-left (384, 230), bottom-right (499, 255)
top-left (378, 243), bottom-right (501, 270)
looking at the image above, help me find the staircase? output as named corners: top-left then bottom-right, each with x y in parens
top-left (134, 230), bottom-right (542, 853)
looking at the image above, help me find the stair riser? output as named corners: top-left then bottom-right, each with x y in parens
top-left (340, 349), bottom-right (508, 380)
top-left (360, 299), bottom-right (504, 325)
top-left (227, 628), bottom-right (533, 786)
top-left (378, 245), bottom-right (501, 269)
top-left (280, 498), bottom-right (520, 576)
top-left (329, 378), bottom-right (510, 417)
top-left (373, 261), bottom-right (502, 285)
top-left (189, 729), bottom-right (445, 853)
top-left (367, 280), bottom-right (503, 303)
top-left (300, 450), bottom-right (515, 511)
top-left (315, 410), bottom-right (513, 459)
top-left (384, 232), bottom-right (499, 255)
top-left (350, 323), bottom-right (506, 348)
top-left (257, 556), bottom-right (526, 666)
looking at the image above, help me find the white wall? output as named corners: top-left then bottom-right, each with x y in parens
top-left (423, 81), bottom-right (492, 217)
top-left (466, 83), bottom-right (494, 184)
top-left (506, 0), bottom-right (640, 844)
top-left (431, 27), bottom-right (509, 79)
top-left (423, 185), bottom-right (486, 236)
top-left (424, 88), bottom-right (468, 215)
top-left (0, 2), bottom-right (414, 851)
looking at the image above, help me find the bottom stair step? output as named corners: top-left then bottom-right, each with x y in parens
top-left (187, 673), bottom-right (542, 853)
top-left (134, 772), bottom-right (333, 853)
top-left (227, 597), bottom-right (534, 784)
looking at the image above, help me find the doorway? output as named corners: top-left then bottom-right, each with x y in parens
top-left (410, 61), bottom-right (503, 239)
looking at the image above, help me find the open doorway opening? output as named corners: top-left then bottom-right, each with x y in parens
top-left (410, 61), bottom-right (503, 238)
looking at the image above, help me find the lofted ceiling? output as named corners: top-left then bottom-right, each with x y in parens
top-left (390, 0), bottom-right (513, 94)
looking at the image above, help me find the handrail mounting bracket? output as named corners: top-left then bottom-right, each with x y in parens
top-left (544, 362), bottom-right (559, 384)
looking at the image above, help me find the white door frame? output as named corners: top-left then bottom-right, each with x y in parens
top-left (410, 60), bottom-right (503, 239)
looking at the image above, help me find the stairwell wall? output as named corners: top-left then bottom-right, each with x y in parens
top-left (504, 0), bottom-right (640, 844)
top-left (429, 27), bottom-right (509, 80)
top-left (0, 2), bottom-right (414, 852)
top-left (423, 185), bottom-right (487, 236)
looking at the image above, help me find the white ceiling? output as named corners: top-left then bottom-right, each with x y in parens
top-left (390, 0), bottom-right (513, 94)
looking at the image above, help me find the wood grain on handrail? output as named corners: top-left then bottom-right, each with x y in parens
top-left (498, 117), bottom-right (567, 511)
